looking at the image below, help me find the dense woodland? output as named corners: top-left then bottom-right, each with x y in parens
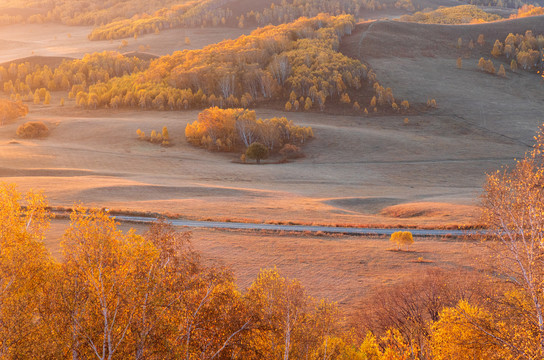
top-left (0, 15), bottom-right (403, 113)
top-left (3, 123), bottom-right (544, 358)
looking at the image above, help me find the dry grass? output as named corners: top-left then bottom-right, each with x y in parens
top-left (44, 219), bottom-right (489, 313)
top-left (2, 16), bottom-right (544, 230)
top-left (3, 14), bottom-right (539, 315)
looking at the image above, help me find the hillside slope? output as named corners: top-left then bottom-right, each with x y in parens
top-left (341, 16), bottom-right (544, 144)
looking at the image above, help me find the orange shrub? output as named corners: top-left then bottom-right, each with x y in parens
top-left (16, 121), bottom-right (49, 138)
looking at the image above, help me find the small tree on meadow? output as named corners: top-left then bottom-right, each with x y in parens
top-left (456, 57), bottom-right (462, 69)
top-left (246, 142), bottom-right (268, 164)
top-left (390, 231), bottom-right (414, 251)
top-left (498, 64), bottom-right (506, 77)
top-left (353, 101), bottom-right (360, 111)
top-left (304, 97), bottom-right (312, 111)
top-left (510, 59), bottom-right (518, 71)
top-left (370, 96), bottom-right (377, 108)
top-left (162, 126), bottom-right (170, 146)
top-left (285, 101), bottom-right (292, 111)
top-left (477, 34), bottom-right (485, 46)
top-left (136, 128), bottom-right (146, 140)
top-left (491, 40), bottom-right (503, 57)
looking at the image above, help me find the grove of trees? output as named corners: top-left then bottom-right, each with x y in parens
top-left (185, 107), bottom-right (313, 153)
top-left (490, 30), bottom-right (544, 71)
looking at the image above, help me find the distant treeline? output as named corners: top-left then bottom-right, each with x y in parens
top-left (2, 0), bottom-right (419, 41)
top-left (399, 5), bottom-right (502, 24)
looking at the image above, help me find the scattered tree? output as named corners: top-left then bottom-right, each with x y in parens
top-left (477, 33), bottom-right (485, 46)
top-left (498, 64), bottom-right (506, 77)
top-left (389, 231), bottom-right (414, 251)
top-left (245, 142), bottom-right (268, 164)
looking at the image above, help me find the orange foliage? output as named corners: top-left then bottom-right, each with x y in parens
top-left (0, 99), bottom-right (28, 124)
top-left (185, 107), bottom-right (313, 153)
top-left (510, 4), bottom-right (544, 19)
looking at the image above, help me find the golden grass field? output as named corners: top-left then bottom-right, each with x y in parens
top-left (2, 15), bottom-right (544, 310)
top-left (44, 219), bottom-right (490, 313)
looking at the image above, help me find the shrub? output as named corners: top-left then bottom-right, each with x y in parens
top-left (16, 121), bottom-right (49, 138)
top-left (279, 144), bottom-right (304, 159)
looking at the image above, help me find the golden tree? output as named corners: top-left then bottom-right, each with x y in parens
top-left (481, 124), bottom-right (544, 357)
top-left (389, 231), bottom-right (414, 251)
top-left (0, 184), bottom-right (56, 357)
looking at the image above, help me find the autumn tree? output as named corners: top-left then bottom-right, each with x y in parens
top-left (477, 33), bottom-right (485, 46)
top-left (491, 39), bottom-right (503, 57)
top-left (245, 142), bottom-right (268, 164)
top-left (498, 64), bottom-right (506, 77)
top-left (0, 99), bottom-right (28, 125)
top-left (479, 123), bottom-right (544, 358)
top-left (0, 184), bottom-right (56, 358)
top-left (511, 59), bottom-right (518, 71)
top-left (389, 231), bottom-right (413, 250)
top-left (356, 269), bottom-right (486, 359)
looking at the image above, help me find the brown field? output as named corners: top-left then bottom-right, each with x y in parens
top-left (1, 15), bottom-right (543, 308)
top-left (45, 219), bottom-right (489, 313)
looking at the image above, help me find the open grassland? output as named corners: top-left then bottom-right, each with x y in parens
top-left (44, 219), bottom-right (489, 313)
top-left (3, 17), bottom-right (544, 228)
top-left (0, 104), bottom-right (512, 228)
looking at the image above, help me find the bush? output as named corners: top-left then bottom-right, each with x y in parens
top-left (279, 144), bottom-right (304, 159)
top-left (16, 121), bottom-right (49, 139)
